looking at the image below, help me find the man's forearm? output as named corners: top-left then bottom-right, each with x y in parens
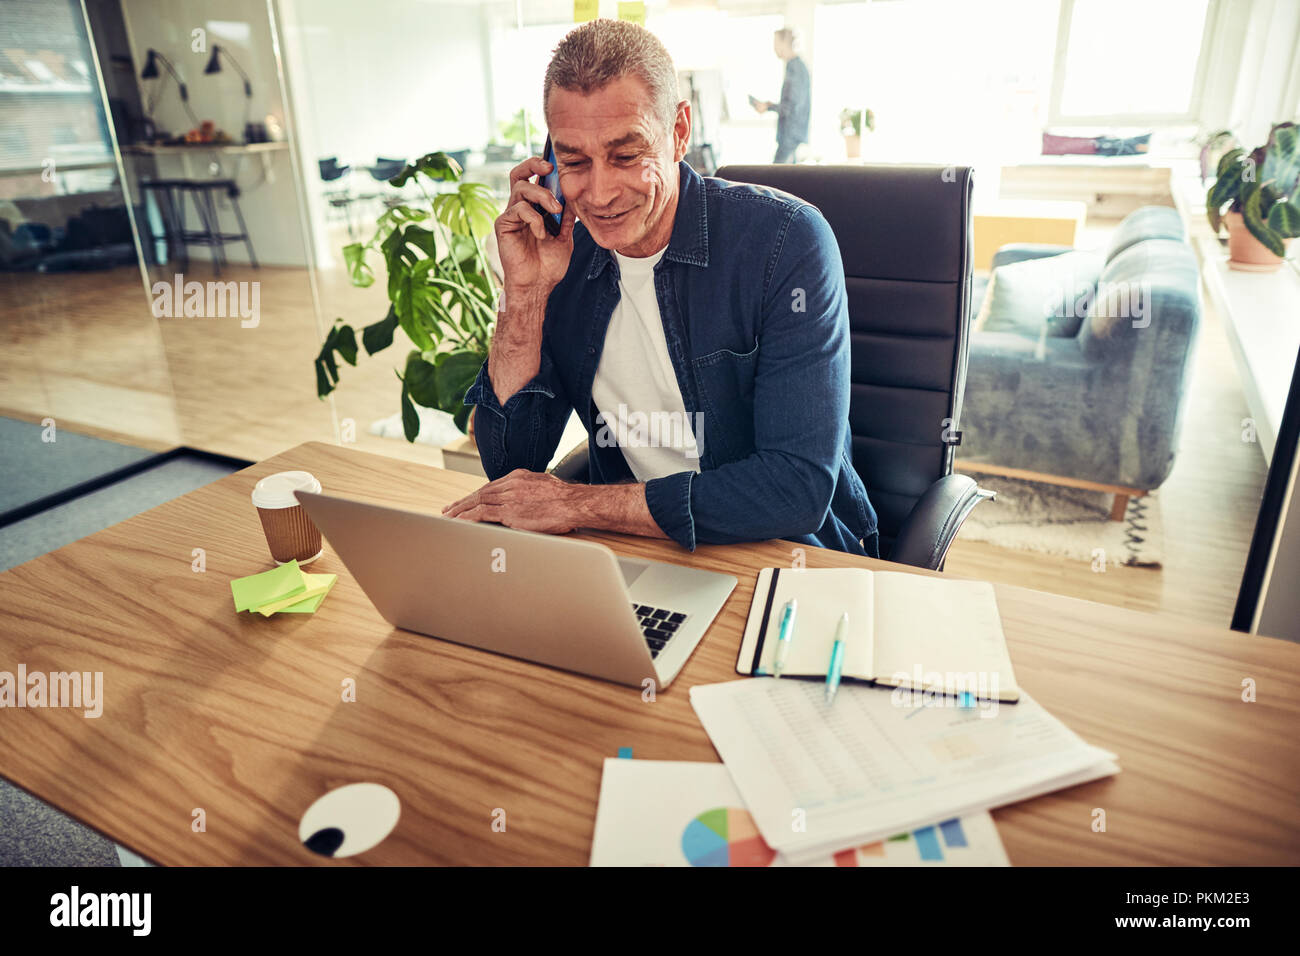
top-left (487, 287), bottom-right (549, 406)
top-left (571, 483), bottom-right (669, 540)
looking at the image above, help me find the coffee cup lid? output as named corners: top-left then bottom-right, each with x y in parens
top-left (251, 470), bottom-right (321, 509)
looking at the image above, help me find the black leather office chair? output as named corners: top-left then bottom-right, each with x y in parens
top-left (550, 164), bottom-right (992, 570)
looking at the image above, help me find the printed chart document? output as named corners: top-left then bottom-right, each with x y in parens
top-left (589, 759), bottom-right (1009, 867)
top-left (737, 567), bottom-right (1019, 702)
top-left (690, 678), bottom-right (1118, 863)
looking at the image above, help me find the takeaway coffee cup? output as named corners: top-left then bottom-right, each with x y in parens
top-left (251, 470), bottom-right (323, 565)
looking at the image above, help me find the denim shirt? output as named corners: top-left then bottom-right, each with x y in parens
top-left (465, 160), bottom-right (879, 558)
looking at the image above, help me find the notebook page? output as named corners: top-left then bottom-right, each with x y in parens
top-left (690, 678), bottom-right (1114, 860)
top-left (739, 568), bottom-right (874, 679)
top-left (871, 572), bottom-right (1019, 701)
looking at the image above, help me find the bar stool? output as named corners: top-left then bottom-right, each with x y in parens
top-left (139, 178), bottom-right (258, 276)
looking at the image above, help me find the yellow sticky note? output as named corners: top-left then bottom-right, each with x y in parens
top-left (617, 1), bottom-right (644, 25)
top-left (255, 572), bottom-right (337, 616)
top-left (574, 0), bottom-right (597, 22)
top-left (231, 560), bottom-right (305, 612)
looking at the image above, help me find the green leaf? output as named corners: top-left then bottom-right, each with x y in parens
top-left (1267, 194), bottom-right (1300, 239)
top-left (315, 357), bottom-right (333, 398)
top-left (1262, 122), bottom-right (1300, 196)
top-left (1207, 166), bottom-right (1243, 234)
top-left (1242, 186), bottom-right (1286, 256)
top-left (403, 350), bottom-right (440, 408)
top-left (343, 242), bottom-right (374, 288)
top-left (363, 307), bottom-right (399, 355)
top-left (321, 344), bottom-right (338, 382)
top-left (453, 404), bottom-right (472, 434)
top-left (331, 322), bottom-right (358, 366)
top-left (376, 204), bottom-right (431, 231)
top-left (433, 350), bottom-right (486, 411)
top-left (403, 224), bottom-right (440, 260)
top-left (433, 182), bottom-right (499, 240)
top-left (400, 381), bottom-right (419, 443)
top-left (390, 151), bottom-right (463, 187)
top-left (390, 268), bottom-right (437, 351)
top-left (1215, 147), bottom-right (1244, 182)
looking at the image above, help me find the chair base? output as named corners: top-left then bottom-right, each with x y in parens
top-left (955, 462), bottom-right (1147, 522)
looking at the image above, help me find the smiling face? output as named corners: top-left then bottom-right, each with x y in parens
top-left (546, 74), bottom-right (690, 258)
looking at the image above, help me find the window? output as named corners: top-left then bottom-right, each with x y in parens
top-left (1051, 0), bottom-right (1215, 124)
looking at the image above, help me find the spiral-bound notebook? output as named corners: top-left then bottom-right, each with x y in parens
top-left (736, 567), bottom-right (1020, 703)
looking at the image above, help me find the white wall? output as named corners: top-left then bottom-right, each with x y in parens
top-left (120, 0), bottom-right (309, 266)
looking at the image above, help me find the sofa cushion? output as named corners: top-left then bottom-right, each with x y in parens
top-left (1104, 206), bottom-right (1186, 263)
top-left (972, 249), bottom-right (1106, 339)
top-left (1080, 238), bottom-right (1200, 352)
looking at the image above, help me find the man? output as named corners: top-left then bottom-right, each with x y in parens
top-left (752, 27), bottom-right (811, 164)
top-left (444, 18), bottom-right (877, 559)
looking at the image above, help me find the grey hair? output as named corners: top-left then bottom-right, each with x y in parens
top-left (543, 18), bottom-right (679, 133)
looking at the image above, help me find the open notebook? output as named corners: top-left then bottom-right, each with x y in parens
top-left (736, 567), bottom-right (1020, 703)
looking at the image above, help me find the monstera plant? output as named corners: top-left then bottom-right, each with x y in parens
top-left (1206, 121), bottom-right (1300, 264)
top-left (313, 151), bottom-right (499, 438)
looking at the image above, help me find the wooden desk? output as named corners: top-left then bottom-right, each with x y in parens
top-left (2, 441), bottom-right (1298, 865)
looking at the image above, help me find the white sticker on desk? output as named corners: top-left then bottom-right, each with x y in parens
top-left (298, 782), bottom-right (401, 858)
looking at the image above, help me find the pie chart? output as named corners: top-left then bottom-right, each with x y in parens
top-left (681, 807), bottom-right (776, 867)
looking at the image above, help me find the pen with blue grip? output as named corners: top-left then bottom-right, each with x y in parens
top-left (825, 612), bottom-right (848, 705)
top-left (772, 599), bottom-right (797, 678)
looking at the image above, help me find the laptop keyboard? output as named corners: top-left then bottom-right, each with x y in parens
top-left (632, 603), bottom-right (688, 658)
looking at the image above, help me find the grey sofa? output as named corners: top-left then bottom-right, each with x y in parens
top-left (959, 206), bottom-right (1200, 516)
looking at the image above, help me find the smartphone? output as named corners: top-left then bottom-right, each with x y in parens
top-left (531, 134), bottom-right (565, 237)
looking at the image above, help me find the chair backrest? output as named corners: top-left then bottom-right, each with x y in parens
top-left (318, 157), bottom-right (347, 182)
top-left (370, 158), bottom-right (407, 182)
top-left (714, 164), bottom-right (975, 556)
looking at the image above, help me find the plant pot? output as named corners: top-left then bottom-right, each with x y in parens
top-left (844, 134), bottom-right (861, 159)
top-left (465, 409), bottom-right (476, 446)
top-left (1225, 211), bottom-right (1294, 272)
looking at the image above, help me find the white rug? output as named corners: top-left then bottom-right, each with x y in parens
top-left (368, 407), bottom-right (463, 448)
top-left (958, 475), bottom-right (1163, 568)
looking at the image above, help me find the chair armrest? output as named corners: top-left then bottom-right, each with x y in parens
top-left (991, 243), bottom-right (1074, 271)
top-left (888, 473), bottom-right (995, 571)
top-left (549, 441), bottom-right (591, 483)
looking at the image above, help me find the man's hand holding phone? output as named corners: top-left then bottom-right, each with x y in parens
top-left (495, 152), bottom-right (576, 304)
top-left (487, 150), bottom-right (577, 408)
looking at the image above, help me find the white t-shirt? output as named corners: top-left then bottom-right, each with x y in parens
top-left (590, 245), bottom-right (703, 482)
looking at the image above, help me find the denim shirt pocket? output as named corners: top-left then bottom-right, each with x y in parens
top-left (691, 338), bottom-right (759, 463)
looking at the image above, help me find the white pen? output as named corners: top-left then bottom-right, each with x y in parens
top-left (772, 599), bottom-right (797, 678)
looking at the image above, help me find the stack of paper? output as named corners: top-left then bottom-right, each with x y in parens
top-left (230, 560), bottom-right (337, 617)
top-left (690, 678), bottom-right (1118, 864)
top-left (590, 758), bottom-right (1009, 866)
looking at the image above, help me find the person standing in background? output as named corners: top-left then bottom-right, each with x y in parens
top-left (750, 27), bottom-right (810, 164)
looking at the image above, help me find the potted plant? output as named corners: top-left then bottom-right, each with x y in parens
top-left (313, 151), bottom-right (500, 441)
top-left (839, 107), bottom-right (875, 159)
top-left (1206, 121), bottom-right (1300, 272)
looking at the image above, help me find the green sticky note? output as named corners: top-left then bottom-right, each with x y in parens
top-left (256, 573), bottom-right (337, 616)
top-left (231, 560), bottom-right (306, 612)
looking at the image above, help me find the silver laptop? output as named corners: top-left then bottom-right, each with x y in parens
top-left (294, 490), bottom-right (737, 689)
